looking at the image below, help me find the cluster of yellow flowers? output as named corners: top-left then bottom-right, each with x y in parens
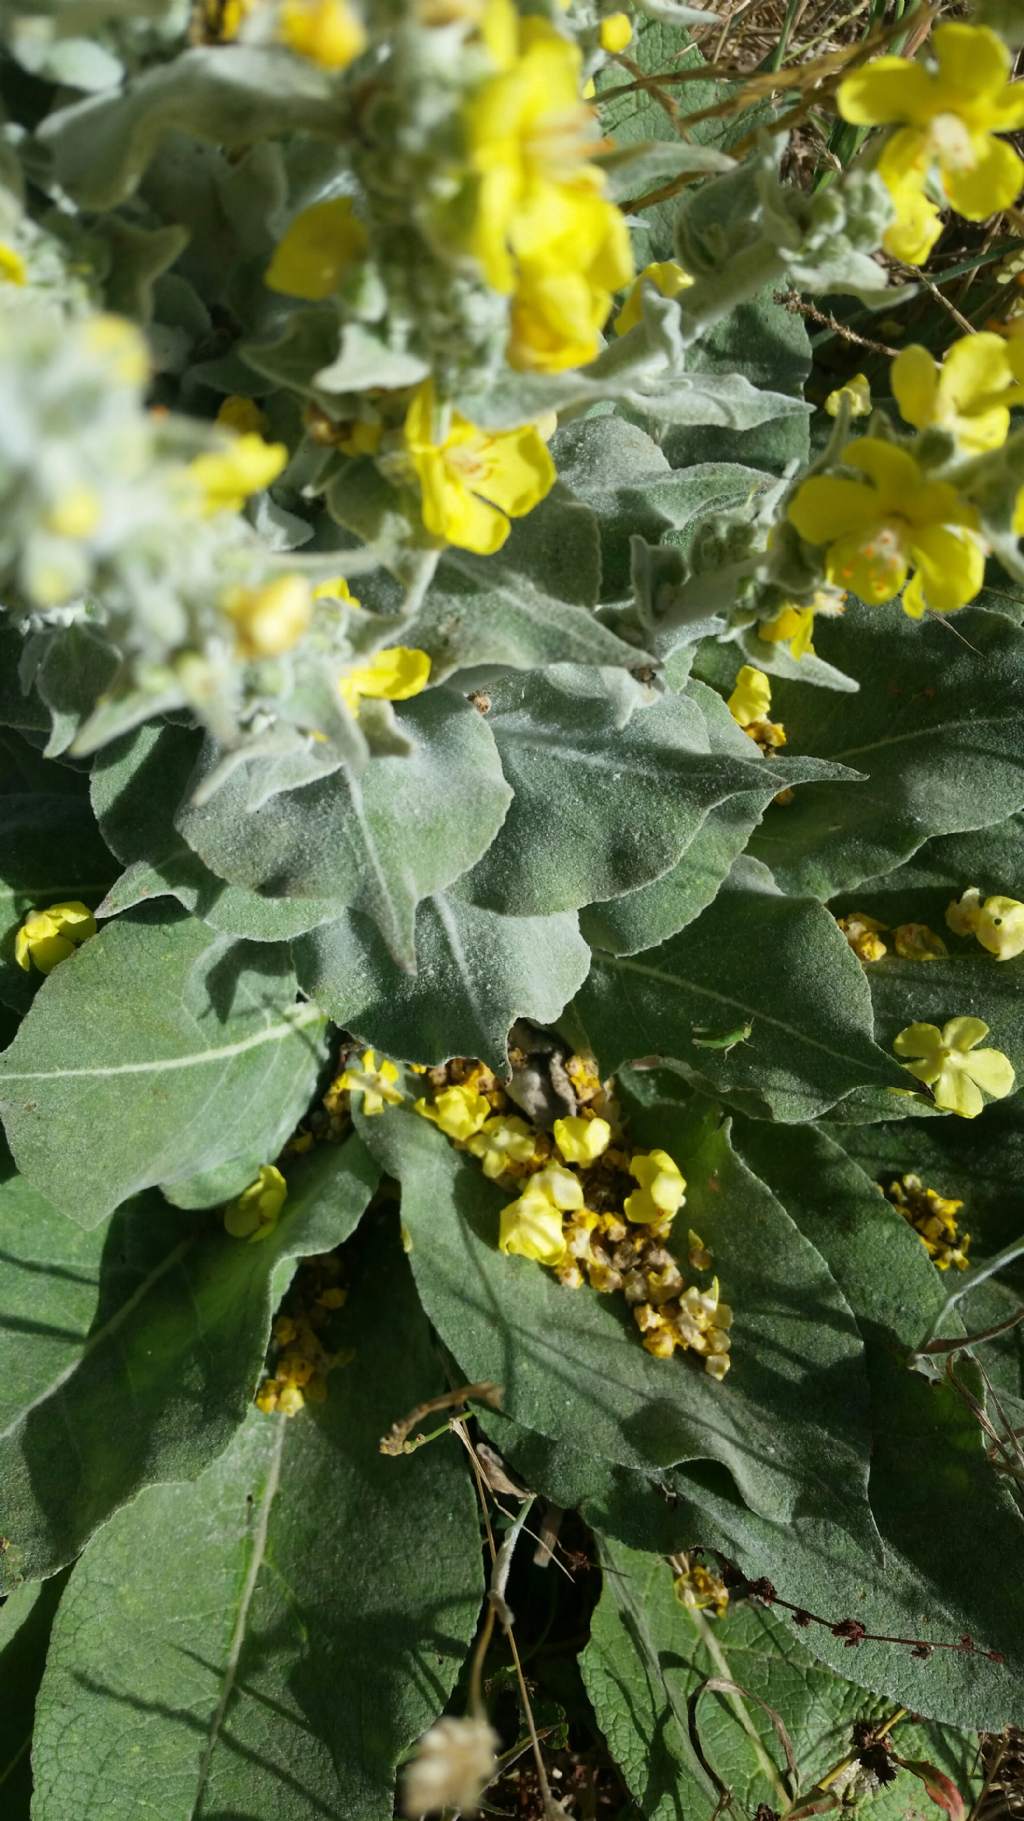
top-left (838, 24), bottom-right (1024, 267)
top-left (727, 665), bottom-right (787, 753)
top-left (672, 1556), bottom-right (730, 1619)
top-left (204, 0), bottom-right (367, 69)
top-left (400, 1054), bottom-right (734, 1379)
top-left (255, 1250), bottom-right (351, 1416)
top-left (836, 913), bottom-right (948, 966)
top-left (881, 1172), bottom-right (971, 1272)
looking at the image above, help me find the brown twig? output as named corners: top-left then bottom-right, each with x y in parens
top-left (378, 1379), bottom-right (502, 1456)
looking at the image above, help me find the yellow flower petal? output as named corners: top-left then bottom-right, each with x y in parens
top-left (553, 1115), bottom-right (611, 1164)
top-left (904, 524), bottom-right (985, 615)
top-left (615, 259), bottom-right (692, 337)
top-left (787, 476), bottom-right (879, 545)
top-left (838, 56), bottom-right (931, 126)
top-left (727, 664), bottom-right (771, 728)
top-left (891, 344), bottom-right (941, 433)
top-left (941, 1015), bottom-right (990, 1051)
top-left (942, 135), bottom-right (1024, 222)
top-left (963, 1047), bottom-right (1016, 1099)
top-left (278, 0), bottom-right (367, 68)
top-left (931, 22), bottom-right (1011, 99)
top-left (933, 1065), bottom-right (984, 1119)
top-left (975, 895), bottom-right (1024, 961)
top-left (599, 10), bottom-right (632, 52)
top-left (339, 646), bottom-right (431, 709)
top-left (265, 197), bottom-right (368, 300)
top-left (845, 437), bottom-right (922, 504)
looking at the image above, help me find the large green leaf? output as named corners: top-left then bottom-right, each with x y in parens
top-left (0, 1573), bottom-right (68, 1819)
top-left (175, 689), bottom-right (512, 964)
top-left (91, 722), bottom-right (341, 940)
top-left (580, 680), bottom-right (853, 956)
top-left (462, 668), bottom-right (775, 917)
top-left (0, 908), bottom-right (327, 1226)
top-left (0, 1136), bottom-right (379, 1588)
top-left (293, 886), bottom-right (590, 1074)
top-left (735, 605), bottom-right (1024, 898)
top-left (30, 1218), bottom-right (483, 1821)
top-left (578, 857), bottom-right (904, 1122)
top-left (582, 1537), bottom-right (977, 1821)
top-left (354, 1097), bottom-right (877, 1545)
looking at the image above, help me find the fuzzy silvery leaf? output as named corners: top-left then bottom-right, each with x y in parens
top-left (0, 1136), bottom-right (378, 1587)
top-left (356, 1096), bottom-right (877, 1544)
top-left (29, 1218), bottom-right (483, 1821)
top-left (599, 138), bottom-right (734, 202)
top-left (175, 689), bottom-right (512, 965)
top-left (736, 606), bottom-right (1024, 900)
top-left (0, 907), bottom-right (327, 1226)
top-left (578, 857), bottom-right (905, 1121)
top-left (293, 886), bottom-right (591, 1074)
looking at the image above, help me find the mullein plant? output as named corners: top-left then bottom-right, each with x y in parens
top-left (2, 5), bottom-right (1024, 1818)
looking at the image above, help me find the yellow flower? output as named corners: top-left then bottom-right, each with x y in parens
top-left (836, 911), bottom-right (888, 965)
top-left (223, 1164), bottom-right (287, 1241)
top-left (336, 1048), bottom-right (405, 1114)
top-left (894, 1016), bottom-right (1015, 1118)
top-left (599, 10), bottom-right (632, 52)
top-left (339, 646), bottom-right (431, 712)
top-left (278, 0), bottom-right (367, 67)
top-left (508, 195), bottom-right (633, 372)
top-left (15, 901), bottom-right (96, 974)
top-left (674, 1562), bottom-right (729, 1617)
top-left (625, 1149), bottom-right (686, 1224)
top-left (466, 1113), bottom-right (537, 1178)
top-left (499, 1163), bottom-right (582, 1265)
top-left (265, 197), bottom-right (368, 300)
top-left (188, 433), bottom-right (287, 515)
top-left (415, 1084), bottom-right (492, 1141)
top-left (891, 332), bottom-right (1024, 453)
top-left (824, 373), bottom-right (872, 419)
top-left (892, 922), bottom-right (948, 961)
top-left (615, 260), bottom-right (693, 337)
top-left (758, 589), bottom-right (844, 660)
top-left (947, 887), bottom-right (1024, 960)
top-left (313, 575), bottom-right (361, 607)
top-left (787, 437), bottom-right (985, 617)
top-left (45, 489), bottom-right (102, 539)
top-left (222, 574), bottom-right (312, 658)
top-left (459, 0), bottom-right (631, 304)
top-left (403, 380), bottom-right (555, 555)
top-left (727, 665), bottom-right (771, 728)
top-left (216, 395), bottom-right (269, 437)
top-left (0, 242), bottom-right (27, 285)
top-left (553, 1115), bottom-right (611, 1164)
top-left (838, 25), bottom-right (1024, 264)
top-left (277, 1383), bottom-right (306, 1416)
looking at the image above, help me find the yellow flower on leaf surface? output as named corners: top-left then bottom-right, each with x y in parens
top-left (339, 646), bottom-right (431, 712)
top-left (15, 901), bottom-right (96, 974)
top-left (223, 1165), bottom-right (287, 1242)
top-left (553, 1114), bottom-right (611, 1164)
top-left (892, 921), bottom-right (948, 961)
top-left (336, 1048), bottom-right (404, 1114)
top-left (222, 574), bottom-right (312, 659)
top-left (415, 1084), bottom-right (492, 1141)
top-left (625, 1149), bottom-right (686, 1224)
top-left (892, 332), bottom-right (1024, 454)
top-left (278, 0), bottom-right (367, 67)
top-left (838, 25), bottom-right (1024, 264)
top-left (188, 434), bottom-right (287, 515)
top-left (894, 1016), bottom-right (1015, 1118)
top-left (726, 664), bottom-right (771, 728)
top-left (615, 260), bottom-right (693, 337)
top-left (0, 242), bottom-right (27, 285)
top-left (313, 575), bottom-right (361, 608)
top-left (947, 887), bottom-right (1024, 960)
top-left (508, 193), bottom-right (633, 372)
top-left (466, 1113), bottom-right (536, 1178)
top-left (460, 0), bottom-right (632, 307)
top-left (599, 11), bottom-right (632, 53)
top-left (265, 197), bottom-right (368, 301)
top-left (499, 1163), bottom-right (582, 1265)
top-left (787, 438), bottom-right (985, 617)
top-left (403, 380), bottom-right (555, 554)
top-left (758, 589), bottom-right (843, 660)
top-left (824, 373), bottom-right (871, 419)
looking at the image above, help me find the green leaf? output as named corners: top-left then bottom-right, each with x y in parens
top-left (353, 1098), bottom-right (877, 1545)
top-left (582, 1536), bottom-right (978, 1821)
top-left (30, 1217), bottom-right (483, 1821)
top-left (577, 858), bottom-right (904, 1122)
top-left (39, 45), bottom-right (344, 208)
top-left (0, 1573), bottom-right (69, 1818)
top-left (461, 668), bottom-right (775, 918)
top-left (34, 625), bottom-right (120, 759)
top-left (580, 681), bottom-right (856, 956)
top-left (0, 1136), bottom-right (379, 1587)
top-left (0, 907), bottom-right (327, 1226)
top-left (175, 690), bottom-right (512, 965)
top-left (293, 886), bottom-right (590, 1074)
top-left (91, 721), bottom-right (341, 940)
top-left (599, 138), bottom-right (734, 201)
top-left (737, 605), bottom-right (1024, 899)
